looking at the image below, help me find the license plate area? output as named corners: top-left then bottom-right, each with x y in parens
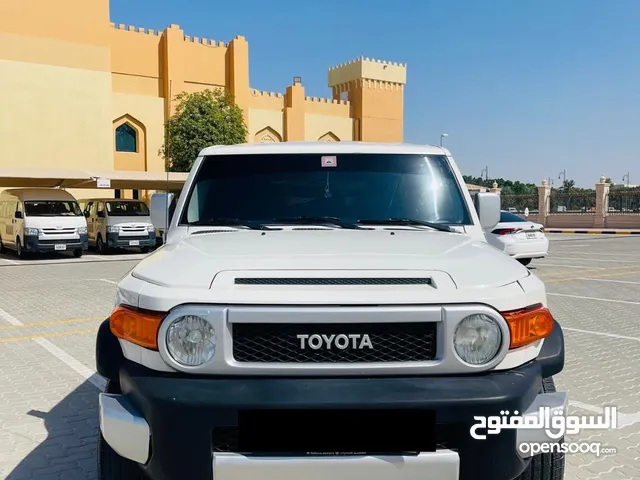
top-left (129, 240), bottom-right (140, 246)
top-left (525, 232), bottom-right (536, 239)
top-left (54, 244), bottom-right (66, 251)
top-left (230, 409), bottom-right (436, 455)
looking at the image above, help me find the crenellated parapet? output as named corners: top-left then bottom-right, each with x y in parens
top-left (110, 22), bottom-right (227, 47)
top-left (328, 56), bottom-right (407, 91)
top-left (304, 96), bottom-right (349, 106)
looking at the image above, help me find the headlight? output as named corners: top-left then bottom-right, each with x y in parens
top-left (453, 314), bottom-right (502, 365)
top-left (107, 226), bottom-right (119, 233)
top-left (24, 227), bottom-right (39, 236)
top-left (146, 225), bottom-right (155, 232)
top-left (77, 226), bottom-right (87, 234)
top-left (166, 315), bottom-right (217, 366)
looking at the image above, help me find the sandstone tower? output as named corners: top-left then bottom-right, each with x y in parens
top-left (328, 57), bottom-right (407, 143)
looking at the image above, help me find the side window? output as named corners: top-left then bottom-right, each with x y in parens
top-left (186, 180), bottom-right (213, 224)
top-left (90, 202), bottom-right (97, 216)
top-left (85, 202), bottom-right (93, 216)
top-left (16, 201), bottom-right (23, 215)
top-left (97, 202), bottom-right (105, 217)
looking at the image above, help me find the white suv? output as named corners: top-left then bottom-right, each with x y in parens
top-left (95, 142), bottom-right (566, 480)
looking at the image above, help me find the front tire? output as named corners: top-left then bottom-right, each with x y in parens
top-left (98, 381), bottom-right (146, 480)
top-left (73, 248), bottom-right (83, 258)
top-left (514, 377), bottom-right (565, 480)
top-left (97, 235), bottom-right (108, 255)
top-left (16, 237), bottom-right (28, 259)
top-left (517, 258), bottom-right (532, 266)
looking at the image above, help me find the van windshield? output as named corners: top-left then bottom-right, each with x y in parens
top-left (24, 200), bottom-right (82, 217)
top-left (180, 153), bottom-right (472, 226)
top-left (106, 201), bottom-right (150, 217)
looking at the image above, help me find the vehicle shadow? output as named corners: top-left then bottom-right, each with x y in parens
top-left (5, 379), bottom-right (102, 480)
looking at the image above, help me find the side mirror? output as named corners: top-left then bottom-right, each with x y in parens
top-left (474, 192), bottom-right (500, 230)
top-left (84, 211), bottom-right (90, 218)
top-left (14, 211), bottom-right (22, 219)
top-left (151, 193), bottom-right (175, 231)
top-left (97, 211), bottom-right (105, 218)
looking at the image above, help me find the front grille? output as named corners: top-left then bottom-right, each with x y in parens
top-left (41, 228), bottom-right (76, 235)
top-left (232, 322), bottom-right (437, 363)
top-left (212, 423), bottom-right (455, 453)
top-left (234, 277), bottom-right (432, 286)
top-left (118, 235), bottom-right (149, 241)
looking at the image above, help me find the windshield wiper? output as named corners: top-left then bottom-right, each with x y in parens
top-left (357, 218), bottom-right (454, 233)
top-left (192, 218), bottom-right (275, 231)
top-left (271, 216), bottom-right (363, 230)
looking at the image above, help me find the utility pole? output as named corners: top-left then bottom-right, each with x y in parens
top-left (481, 166), bottom-right (489, 182)
top-left (558, 169), bottom-right (566, 186)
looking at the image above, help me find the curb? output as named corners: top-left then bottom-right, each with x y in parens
top-left (545, 229), bottom-right (640, 235)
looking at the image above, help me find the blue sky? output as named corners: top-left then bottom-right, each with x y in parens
top-left (109, 0), bottom-right (640, 188)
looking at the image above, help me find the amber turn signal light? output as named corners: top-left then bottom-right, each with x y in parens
top-left (109, 305), bottom-right (166, 350)
top-left (501, 303), bottom-right (554, 349)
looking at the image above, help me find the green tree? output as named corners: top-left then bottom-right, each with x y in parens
top-left (160, 89), bottom-right (248, 172)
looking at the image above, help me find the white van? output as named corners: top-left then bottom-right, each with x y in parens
top-left (79, 198), bottom-right (156, 254)
top-left (0, 188), bottom-right (88, 258)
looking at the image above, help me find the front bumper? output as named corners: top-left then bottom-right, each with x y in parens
top-left (106, 231), bottom-right (155, 248)
top-left (23, 234), bottom-right (88, 252)
top-left (99, 321), bottom-right (566, 480)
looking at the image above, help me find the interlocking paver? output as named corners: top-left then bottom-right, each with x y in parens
top-left (1, 236), bottom-right (640, 479)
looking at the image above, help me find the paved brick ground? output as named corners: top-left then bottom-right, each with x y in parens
top-left (0, 238), bottom-right (639, 479)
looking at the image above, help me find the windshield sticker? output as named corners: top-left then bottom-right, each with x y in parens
top-left (321, 156), bottom-right (337, 167)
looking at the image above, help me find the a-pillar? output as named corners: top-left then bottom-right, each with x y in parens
top-left (283, 78), bottom-right (305, 141)
top-left (594, 176), bottom-right (610, 228)
top-left (537, 179), bottom-right (551, 226)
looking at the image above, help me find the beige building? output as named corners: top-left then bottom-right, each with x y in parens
top-left (0, 0), bottom-right (407, 200)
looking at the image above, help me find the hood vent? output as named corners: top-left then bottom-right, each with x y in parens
top-left (234, 277), bottom-right (432, 286)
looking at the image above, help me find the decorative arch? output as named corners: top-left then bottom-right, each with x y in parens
top-left (319, 132), bottom-right (340, 142)
top-left (255, 126), bottom-right (282, 143)
top-left (113, 114), bottom-right (146, 154)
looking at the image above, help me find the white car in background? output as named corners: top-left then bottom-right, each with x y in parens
top-left (484, 210), bottom-right (548, 266)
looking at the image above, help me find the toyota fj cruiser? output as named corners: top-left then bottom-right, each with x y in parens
top-left (95, 142), bottom-right (566, 480)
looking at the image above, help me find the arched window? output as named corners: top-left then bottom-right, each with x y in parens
top-left (115, 123), bottom-right (137, 153)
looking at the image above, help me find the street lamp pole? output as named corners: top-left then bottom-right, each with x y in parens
top-left (440, 133), bottom-right (448, 147)
top-left (481, 166), bottom-right (489, 182)
top-left (558, 170), bottom-right (566, 187)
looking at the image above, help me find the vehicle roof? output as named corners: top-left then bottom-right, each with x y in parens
top-left (76, 198), bottom-right (145, 203)
top-left (0, 188), bottom-right (78, 201)
top-left (199, 141), bottom-right (450, 157)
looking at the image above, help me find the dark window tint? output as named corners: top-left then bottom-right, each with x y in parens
top-left (24, 201), bottom-right (82, 217)
top-left (500, 211), bottom-right (527, 223)
top-left (180, 153), bottom-right (472, 226)
top-left (115, 123), bottom-right (137, 153)
top-left (106, 201), bottom-right (150, 216)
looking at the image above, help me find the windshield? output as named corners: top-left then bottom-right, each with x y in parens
top-left (499, 211), bottom-right (527, 223)
top-left (106, 201), bottom-right (150, 217)
top-left (180, 153), bottom-right (472, 226)
top-left (24, 200), bottom-right (82, 217)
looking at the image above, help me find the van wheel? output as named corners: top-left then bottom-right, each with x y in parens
top-left (16, 237), bottom-right (28, 259)
top-left (514, 377), bottom-right (565, 480)
top-left (141, 247), bottom-right (150, 254)
top-left (73, 249), bottom-right (83, 258)
top-left (97, 235), bottom-right (108, 255)
top-left (98, 381), bottom-right (146, 480)
top-left (517, 258), bottom-right (532, 266)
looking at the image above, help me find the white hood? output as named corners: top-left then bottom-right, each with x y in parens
top-left (131, 229), bottom-right (530, 290)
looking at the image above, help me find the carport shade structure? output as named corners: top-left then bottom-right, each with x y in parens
top-left (0, 167), bottom-right (188, 190)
